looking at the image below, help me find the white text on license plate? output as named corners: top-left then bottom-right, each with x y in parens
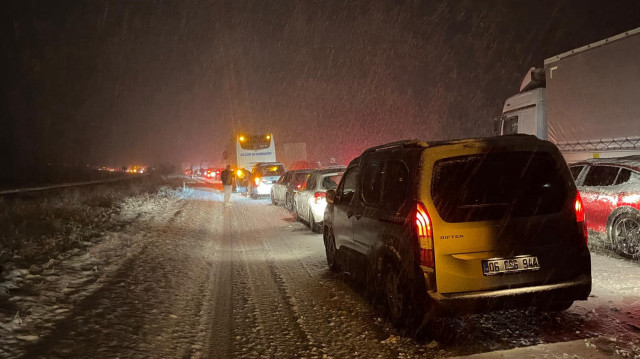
top-left (482, 256), bottom-right (540, 276)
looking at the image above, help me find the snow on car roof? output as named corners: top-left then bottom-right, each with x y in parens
top-left (573, 155), bottom-right (640, 172)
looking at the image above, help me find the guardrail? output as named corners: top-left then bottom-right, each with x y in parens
top-left (0, 175), bottom-right (145, 196)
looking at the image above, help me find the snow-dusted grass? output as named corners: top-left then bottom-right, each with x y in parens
top-left (0, 175), bottom-right (182, 266)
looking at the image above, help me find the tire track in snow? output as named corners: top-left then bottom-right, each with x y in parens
top-left (203, 204), bottom-right (234, 359)
top-left (229, 201), bottom-right (314, 358)
top-left (242, 200), bottom-right (410, 358)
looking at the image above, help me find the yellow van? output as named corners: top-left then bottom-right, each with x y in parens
top-left (324, 135), bottom-right (591, 327)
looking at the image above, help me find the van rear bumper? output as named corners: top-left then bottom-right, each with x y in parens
top-left (428, 275), bottom-right (591, 315)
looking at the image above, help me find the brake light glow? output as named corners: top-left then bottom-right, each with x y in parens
top-left (415, 202), bottom-right (435, 268)
top-left (254, 177), bottom-right (261, 186)
top-left (314, 192), bottom-right (326, 204)
top-left (575, 192), bottom-right (585, 222)
top-left (575, 192), bottom-right (588, 244)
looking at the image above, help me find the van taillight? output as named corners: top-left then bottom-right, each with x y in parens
top-left (575, 192), bottom-right (588, 245)
top-left (314, 192), bottom-right (326, 204)
top-left (415, 202), bottom-right (435, 268)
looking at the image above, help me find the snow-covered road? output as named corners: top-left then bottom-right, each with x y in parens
top-left (3, 186), bottom-right (639, 358)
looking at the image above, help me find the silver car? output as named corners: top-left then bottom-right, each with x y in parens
top-left (293, 168), bottom-right (344, 232)
top-left (271, 169), bottom-right (313, 209)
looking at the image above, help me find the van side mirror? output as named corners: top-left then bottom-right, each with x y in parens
top-left (326, 189), bottom-right (336, 204)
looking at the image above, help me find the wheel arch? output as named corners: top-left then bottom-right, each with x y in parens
top-left (606, 206), bottom-right (640, 240)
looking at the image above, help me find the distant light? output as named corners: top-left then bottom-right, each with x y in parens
top-left (239, 136), bottom-right (245, 142)
top-left (266, 135), bottom-right (271, 140)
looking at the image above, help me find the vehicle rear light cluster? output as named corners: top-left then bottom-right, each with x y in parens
top-left (415, 202), bottom-right (435, 268)
top-left (574, 192), bottom-right (588, 245)
top-left (314, 191), bottom-right (326, 204)
top-left (254, 177), bottom-right (261, 186)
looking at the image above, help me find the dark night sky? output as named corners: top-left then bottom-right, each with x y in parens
top-left (3, 0), bottom-right (640, 174)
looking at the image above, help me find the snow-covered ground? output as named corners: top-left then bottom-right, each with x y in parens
top-left (1, 186), bottom-right (638, 358)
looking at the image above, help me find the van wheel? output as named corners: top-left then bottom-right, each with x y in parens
top-left (323, 229), bottom-right (340, 272)
top-left (611, 212), bottom-right (640, 257)
top-left (383, 263), bottom-right (411, 327)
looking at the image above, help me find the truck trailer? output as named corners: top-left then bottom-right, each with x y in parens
top-left (496, 27), bottom-right (640, 162)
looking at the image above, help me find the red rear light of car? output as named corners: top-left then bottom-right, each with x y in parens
top-left (575, 192), bottom-right (588, 245)
top-left (314, 191), bottom-right (326, 204)
top-left (414, 202), bottom-right (435, 268)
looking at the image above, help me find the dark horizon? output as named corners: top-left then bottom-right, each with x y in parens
top-left (3, 0), bottom-right (640, 177)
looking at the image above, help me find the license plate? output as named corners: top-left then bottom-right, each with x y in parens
top-left (482, 256), bottom-right (540, 276)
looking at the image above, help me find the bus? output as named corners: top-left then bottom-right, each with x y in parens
top-left (225, 133), bottom-right (277, 190)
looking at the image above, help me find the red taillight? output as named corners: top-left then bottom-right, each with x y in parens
top-left (296, 184), bottom-right (302, 189)
top-left (575, 192), bottom-right (588, 244)
top-left (314, 191), bottom-right (326, 204)
top-left (575, 192), bottom-right (585, 222)
top-left (254, 177), bottom-right (261, 186)
top-left (415, 202), bottom-right (435, 268)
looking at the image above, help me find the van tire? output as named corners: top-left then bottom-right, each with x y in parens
top-left (382, 262), bottom-right (412, 327)
top-left (323, 229), bottom-right (340, 272)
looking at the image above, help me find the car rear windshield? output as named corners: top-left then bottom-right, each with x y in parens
top-left (292, 172), bottom-right (309, 186)
top-left (431, 151), bottom-right (569, 223)
top-left (321, 174), bottom-right (343, 190)
top-left (258, 164), bottom-right (285, 176)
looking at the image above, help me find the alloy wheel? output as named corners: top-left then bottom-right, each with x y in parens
top-left (613, 215), bottom-right (640, 257)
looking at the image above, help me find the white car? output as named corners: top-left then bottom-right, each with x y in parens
top-left (293, 168), bottom-right (344, 232)
top-left (247, 162), bottom-right (286, 199)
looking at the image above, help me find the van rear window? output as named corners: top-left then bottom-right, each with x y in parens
top-left (431, 152), bottom-right (568, 223)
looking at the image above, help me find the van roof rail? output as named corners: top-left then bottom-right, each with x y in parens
top-left (363, 139), bottom-right (428, 153)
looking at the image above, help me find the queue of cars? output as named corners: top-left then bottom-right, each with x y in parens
top-left (253, 136), bottom-right (640, 328)
top-left (270, 166), bottom-right (346, 232)
top-left (271, 169), bottom-right (312, 210)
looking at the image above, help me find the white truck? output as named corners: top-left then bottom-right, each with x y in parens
top-left (496, 27), bottom-right (640, 162)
